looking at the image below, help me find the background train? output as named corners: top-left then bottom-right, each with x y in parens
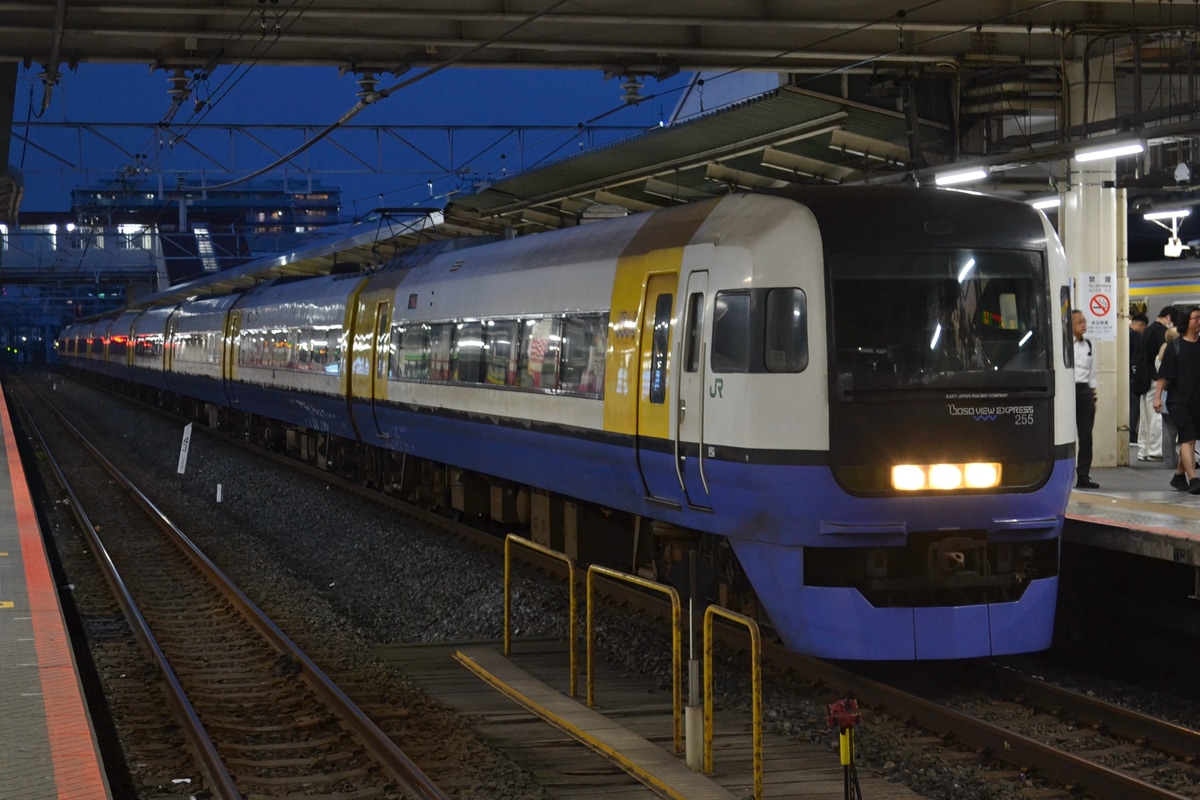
top-left (1130, 258), bottom-right (1200, 316)
top-left (57, 186), bottom-right (1075, 660)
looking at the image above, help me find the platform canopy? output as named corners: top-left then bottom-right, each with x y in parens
top-left (4, 2), bottom-right (1200, 237)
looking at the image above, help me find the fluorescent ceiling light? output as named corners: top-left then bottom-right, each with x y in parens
top-left (1031, 197), bottom-right (1061, 210)
top-left (1075, 139), bottom-right (1145, 162)
top-left (1144, 208), bottom-right (1191, 221)
top-left (935, 167), bottom-right (989, 186)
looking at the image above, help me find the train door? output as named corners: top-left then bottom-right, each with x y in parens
top-left (224, 309), bottom-right (242, 406)
top-left (370, 301), bottom-right (391, 437)
top-left (163, 315), bottom-right (177, 387)
top-left (676, 270), bottom-right (712, 509)
top-left (636, 274), bottom-right (685, 506)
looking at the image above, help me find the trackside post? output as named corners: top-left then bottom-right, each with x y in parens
top-left (585, 564), bottom-right (682, 754)
top-left (503, 533), bottom-right (578, 697)
top-left (703, 605), bottom-right (762, 800)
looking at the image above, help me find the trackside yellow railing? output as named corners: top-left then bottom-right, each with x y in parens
top-left (503, 533), bottom-right (578, 697)
top-left (585, 565), bottom-right (683, 754)
top-left (703, 605), bottom-right (762, 800)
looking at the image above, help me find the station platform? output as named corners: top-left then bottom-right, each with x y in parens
top-left (385, 639), bottom-right (921, 800)
top-left (1066, 455), bottom-right (1200, 575)
top-left (0, 385), bottom-right (110, 799)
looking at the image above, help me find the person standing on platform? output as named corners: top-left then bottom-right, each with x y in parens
top-left (1158, 328), bottom-right (1182, 469)
top-left (1139, 305), bottom-right (1176, 461)
top-left (1129, 312), bottom-right (1150, 447)
top-left (1073, 309), bottom-right (1099, 489)
top-left (1154, 307), bottom-right (1200, 493)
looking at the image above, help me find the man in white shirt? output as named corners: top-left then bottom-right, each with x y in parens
top-left (1073, 310), bottom-right (1099, 489)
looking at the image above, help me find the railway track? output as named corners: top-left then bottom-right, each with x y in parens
top-left (18, 371), bottom-right (1200, 800)
top-left (11, 380), bottom-right (450, 800)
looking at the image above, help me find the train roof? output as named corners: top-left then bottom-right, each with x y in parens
top-left (773, 185), bottom-right (1051, 253)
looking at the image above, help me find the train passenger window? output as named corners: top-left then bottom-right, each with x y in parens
top-left (295, 328), bottom-right (319, 370)
top-left (171, 334), bottom-right (194, 363)
top-left (711, 291), bottom-right (750, 373)
top-left (684, 293), bottom-right (704, 372)
top-left (517, 318), bottom-right (561, 389)
top-left (286, 328), bottom-right (303, 369)
top-left (650, 294), bottom-right (672, 403)
top-left (296, 330), bottom-right (311, 368)
top-left (318, 326), bottom-right (341, 374)
top-left (429, 324), bottom-right (454, 381)
top-left (452, 321), bottom-right (486, 383)
top-left (270, 329), bottom-right (290, 368)
top-left (764, 288), bottom-right (808, 372)
top-left (560, 314), bottom-right (608, 396)
top-left (485, 319), bottom-right (521, 386)
top-left (393, 325), bottom-right (431, 380)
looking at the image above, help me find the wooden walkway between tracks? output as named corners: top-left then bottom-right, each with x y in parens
top-left (377, 639), bottom-right (922, 800)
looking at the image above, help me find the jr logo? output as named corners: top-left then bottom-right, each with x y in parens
top-left (708, 378), bottom-right (724, 398)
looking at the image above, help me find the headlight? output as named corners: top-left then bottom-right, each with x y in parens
top-left (964, 462), bottom-right (1001, 488)
top-left (892, 465), bottom-right (926, 491)
top-left (891, 462), bottom-right (1002, 491)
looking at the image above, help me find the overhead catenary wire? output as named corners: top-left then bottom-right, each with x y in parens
top-left (181, 0), bottom-right (574, 193)
top-left (86, 0), bottom-right (321, 247)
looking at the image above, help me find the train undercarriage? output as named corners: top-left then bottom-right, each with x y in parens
top-left (155, 388), bottom-right (762, 628)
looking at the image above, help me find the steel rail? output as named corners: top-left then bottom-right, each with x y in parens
top-left (20, 385), bottom-right (451, 800)
top-left (48, 373), bottom-right (1194, 800)
top-left (12, 393), bottom-right (244, 800)
top-left (984, 665), bottom-right (1200, 764)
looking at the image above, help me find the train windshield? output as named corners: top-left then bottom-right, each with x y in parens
top-left (830, 249), bottom-right (1047, 392)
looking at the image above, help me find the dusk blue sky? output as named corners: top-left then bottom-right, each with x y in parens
top-left (10, 63), bottom-right (699, 216)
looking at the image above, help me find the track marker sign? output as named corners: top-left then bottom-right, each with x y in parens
top-left (178, 423), bottom-right (193, 475)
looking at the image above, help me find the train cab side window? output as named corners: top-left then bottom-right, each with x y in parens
top-left (560, 313), bottom-right (608, 396)
top-left (1060, 285), bottom-right (1073, 367)
top-left (764, 288), bottom-right (808, 372)
top-left (711, 291), bottom-right (750, 373)
top-left (685, 292), bottom-right (704, 372)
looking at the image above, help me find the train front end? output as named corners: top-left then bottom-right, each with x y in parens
top-left (738, 189), bottom-right (1073, 660)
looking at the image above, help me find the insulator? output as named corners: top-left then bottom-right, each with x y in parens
top-left (356, 71), bottom-right (378, 100)
top-left (167, 68), bottom-right (189, 100)
top-left (621, 76), bottom-right (642, 104)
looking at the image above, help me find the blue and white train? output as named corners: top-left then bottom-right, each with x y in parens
top-left (58, 187), bottom-right (1075, 660)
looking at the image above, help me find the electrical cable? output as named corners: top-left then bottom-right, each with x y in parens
top-left (182, 0), bottom-right (574, 193)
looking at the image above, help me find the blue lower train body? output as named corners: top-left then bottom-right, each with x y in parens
top-left (128, 379), bottom-right (1065, 661)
